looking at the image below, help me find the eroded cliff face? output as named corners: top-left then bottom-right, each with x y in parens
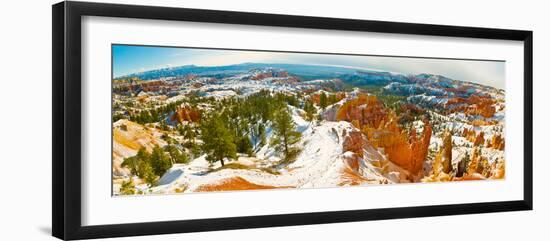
top-left (489, 134), bottom-right (505, 150)
top-left (423, 146), bottom-right (505, 182)
top-left (490, 159), bottom-right (505, 179)
top-left (336, 94), bottom-right (388, 129)
top-left (342, 130), bottom-right (365, 157)
top-left (336, 94), bottom-right (432, 175)
top-left (424, 131), bottom-right (454, 181)
top-left (446, 95), bottom-right (496, 118)
top-left (170, 105), bottom-right (201, 123)
top-left (378, 119), bottom-right (432, 175)
top-left (112, 120), bottom-right (168, 178)
top-left (464, 130), bottom-right (487, 147)
top-left (440, 131), bottom-right (453, 174)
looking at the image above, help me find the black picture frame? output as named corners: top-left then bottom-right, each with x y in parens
top-left (52, 1), bottom-right (533, 240)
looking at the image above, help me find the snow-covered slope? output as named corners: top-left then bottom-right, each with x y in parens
top-left (138, 107), bottom-right (404, 195)
top-left (112, 120), bottom-right (167, 178)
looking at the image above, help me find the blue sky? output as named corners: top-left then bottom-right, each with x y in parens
top-left (113, 45), bottom-right (505, 89)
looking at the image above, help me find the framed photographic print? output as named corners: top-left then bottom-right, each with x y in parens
top-left (52, 1), bottom-right (533, 240)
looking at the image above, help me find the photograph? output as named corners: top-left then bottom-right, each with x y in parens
top-left (0, 0), bottom-right (543, 240)
top-left (111, 44), bottom-right (506, 195)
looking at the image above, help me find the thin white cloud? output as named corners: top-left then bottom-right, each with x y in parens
top-left (119, 47), bottom-right (505, 89)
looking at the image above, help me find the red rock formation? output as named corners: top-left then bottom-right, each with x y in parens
top-left (470, 119), bottom-right (497, 126)
top-left (473, 131), bottom-right (485, 146)
top-left (469, 104), bottom-right (496, 118)
top-left (195, 177), bottom-right (292, 192)
top-left (343, 153), bottom-right (361, 172)
top-left (343, 130), bottom-right (365, 157)
top-left (365, 118), bottom-right (432, 174)
top-left (251, 72), bottom-right (273, 80)
top-left (398, 103), bottom-right (426, 123)
top-left (446, 95), bottom-right (496, 118)
top-left (336, 94), bottom-right (432, 174)
top-left (490, 159), bottom-right (505, 179)
top-left (440, 131), bottom-right (453, 174)
top-left (489, 134), bottom-right (505, 150)
top-left (336, 94), bottom-right (388, 130)
top-left (461, 128), bottom-right (475, 139)
top-left (468, 147), bottom-right (490, 177)
top-left (170, 106), bottom-right (201, 123)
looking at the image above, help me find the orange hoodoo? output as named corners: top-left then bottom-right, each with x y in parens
top-left (440, 130), bottom-right (453, 174)
top-left (336, 94), bottom-right (388, 129)
top-left (381, 119), bottom-right (432, 174)
top-left (473, 131), bottom-right (485, 146)
top-left (489, 134), bottom-right (505, 150)
top-left (336, 94), bottom-right (432, 174)
top-left (446, 95), bottom-right (496, 118)
top-left (170, 106), bottom-right (201, 123)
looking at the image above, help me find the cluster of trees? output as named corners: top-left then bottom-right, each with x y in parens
top-left (114, 99), bottom-right (187, 124)
top-left (177, 123), bottom-right (201, 157)
top-left (316, 91), bottom-right (341, 110)
top-left (270, 108), bottom-right (302, 162)
top-left (119, 179), bottom-right (137, 195)
top-left (200, 114), bottom-right (238, 166)
top-left (120, 90), bottom-right (310, 191)
top-left (121, 145), bottom-right (189, 186)
top-left (200, 90), bottom-right (303, 166)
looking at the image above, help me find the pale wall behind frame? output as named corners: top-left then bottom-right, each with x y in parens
top-left (0, 0), bottom-right (547, 241)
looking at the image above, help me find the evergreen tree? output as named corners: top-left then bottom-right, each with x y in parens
top-left (150, 109), bottom-right (159, 122)
top-left (201, 114), bottom-right (237, 166)
top-left (303, 100), bottom-right (316, 122)
top-left (258, 123), bottom-right (267, 146)
top-left (120, 179), bottom-right (136, 195)
top-left (319, 92), bottom-right (328, 110)
top-left (150, 145), bottom-right (171, 176)
top-left (270, 107), bottom-right (302, 161)
top-left (236, 136), bottom-right (253, 157)
top-left (181, 124), bottom-right (198, 152)
top-left (165, 144), bottom-right (189, 164)
top-left (139, 161), bottom-right (157, 186)
top-left (121, 147), bottom-right (149, 177)
top-left (328, 94), bottom-right (338, 105)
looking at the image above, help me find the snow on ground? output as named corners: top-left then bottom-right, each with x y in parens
top-left (140, 106), bottom-right (394, 194)
top-left (112, 119), bottom-right (168, 178)
top-left (203, 90), bottom-right (237, 99)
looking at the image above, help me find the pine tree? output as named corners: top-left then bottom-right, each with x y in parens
top-left (139, 161), bottom-right (157, 186)
top-left (258, 123), bottom-right (267, 146)
top-left (319, 92), bottom-right (328, 110)
top-left (328, 94), bottom-right (338, 105)
top-left (200, 114), bottom-right (237, 166)
top-left (150, 145), bottom-right (171, 176)
top-left (270, 107), bottom-right (302, 161)
top-left (120, 179), bottom-right (136, 195)
top-left (181, 124), bottom-right (198, 153)
top-left (237, 136), bottom-right (253, 157)
top-left (303, 100), bottom-right (316, 122)
top-left (166, 144), bottom-right (189, 164)
top-left (121, 147), bottom-right (149, 177)
top-left (121, 155), bottom-right (139, 177)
